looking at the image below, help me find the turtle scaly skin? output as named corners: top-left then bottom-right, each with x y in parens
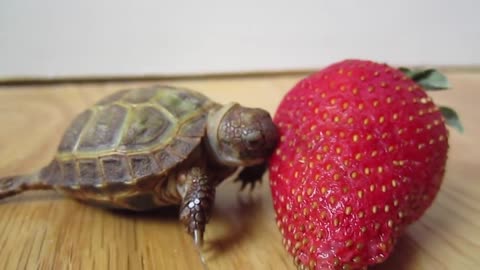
top-left (0, 85), bottom-right (279, 248)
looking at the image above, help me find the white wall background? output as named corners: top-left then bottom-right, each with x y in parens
top-left (0, 0), bottom-right (479, 79)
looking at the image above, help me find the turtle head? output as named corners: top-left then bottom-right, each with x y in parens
top-left (207, 103), bottom-right (278, 166)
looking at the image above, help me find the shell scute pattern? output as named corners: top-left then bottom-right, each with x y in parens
top-left (179, 114), bottom-right (208, 137)
top-left (61, 161), bottom-right (78, 186)
top-left (154, 150), bottom-right (184, 173)
top-left (39, 160), bottom-right (61, 185)
top-left (121, 105), bottom-right (173, 149)
top-left (100, 155), bottom-right (130, 183)
top-left (77, 104), bottom-right (128, 152)
top-left (154, 89), bottom-right (207, 118)
top-left (129, 154), bottom-right (160, 179)
top-left (122, 87), bottom-right (159, 104)
top-left (77, 159), bottom-right (102, 186)
top-left (57, 110), bottom-right (92, 152)
top-left (46, 86), bottom-right (215, 198)
top-left (165, 137), bottom-right (201, 159)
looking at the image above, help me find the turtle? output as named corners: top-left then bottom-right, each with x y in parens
top-left (0, 85), bottom-right (278, 247)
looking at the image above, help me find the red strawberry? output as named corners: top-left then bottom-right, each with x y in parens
top-left (269, 59), bottom-right (457, 269)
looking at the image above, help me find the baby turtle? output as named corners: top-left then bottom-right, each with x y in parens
top-left (0, 85), bottom-right (278, 247)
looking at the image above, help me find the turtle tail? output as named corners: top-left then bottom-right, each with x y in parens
top-left (0, 172), bottom-right (52, 200)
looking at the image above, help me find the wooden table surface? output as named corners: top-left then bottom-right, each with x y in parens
top-left (0, 71), bottom-right (479, 270)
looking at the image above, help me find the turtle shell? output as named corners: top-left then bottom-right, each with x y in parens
top-left (40, 85), bottom-right (218, 209)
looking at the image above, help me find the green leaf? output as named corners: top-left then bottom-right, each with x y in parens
top-left (398, 67), bottom-right (414, 77)
top-left (412, 69), bottom-right (449, 90)
top-left (399, 67), bottom-right (449, 90)
top-left (399, 67), bottom-right (461, 133)
top-left (439, 106), bottom-right (464, 133)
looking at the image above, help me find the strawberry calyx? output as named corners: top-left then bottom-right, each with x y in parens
top-left (399, 67), bottom-right (463, 133)
top-left (398, 68), bottom-right (449, 90)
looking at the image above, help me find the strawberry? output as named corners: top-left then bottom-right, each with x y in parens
top-left (269, 59), bottom-right (460, 269)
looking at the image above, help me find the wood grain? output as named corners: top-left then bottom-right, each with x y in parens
top-left (0, 72), bottom-right (479, 270)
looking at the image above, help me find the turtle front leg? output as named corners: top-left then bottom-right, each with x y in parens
top-left (179, 167), bottom-right (215, 247)
top-left (235, 162), bottom-right (267, 191)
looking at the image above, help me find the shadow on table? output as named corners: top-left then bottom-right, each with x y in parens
top-left (205, 188), bottom-right (266, 260)
top-left (107, 204), bottom-right (180, 221)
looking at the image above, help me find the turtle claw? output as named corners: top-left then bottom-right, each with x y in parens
top-left (193, 228), bottom-right (204, 247)
top-left (236, 162), bottom-right (267, 192)
top-left (192, 229), bottom-right (209, 270)
top-left (239, 178), bottom-right (260, 192)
